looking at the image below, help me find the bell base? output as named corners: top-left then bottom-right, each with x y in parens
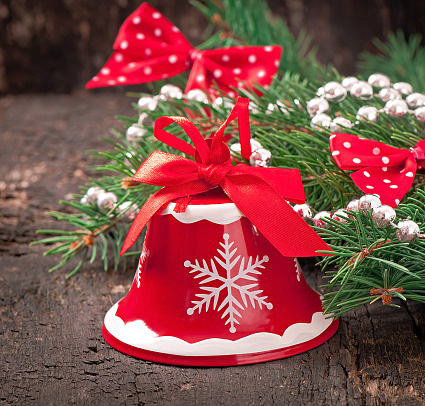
top-left (102, 312), bottom-right (339, 367)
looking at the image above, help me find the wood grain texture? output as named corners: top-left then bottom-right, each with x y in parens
top-left (0, 93), bottom-right (424, 405)
top-left (2, 0), bottom-right (425, 93)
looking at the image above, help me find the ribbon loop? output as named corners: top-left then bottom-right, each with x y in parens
top-left (212, 97), bottom-right (252, 161)
top-left (120, 97), bottom-right (331, 259)
top-left (154, 116), bottom-right (206, 160)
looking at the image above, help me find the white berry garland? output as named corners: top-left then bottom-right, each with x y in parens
top-left (307, 73), bottom-right (425, 131)
top-left (292, 194), bottom-right (425, 243)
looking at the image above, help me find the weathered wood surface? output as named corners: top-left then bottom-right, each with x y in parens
top-left (1, 93), bottom-right (424, 405)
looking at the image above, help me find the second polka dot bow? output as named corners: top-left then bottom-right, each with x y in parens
top-left (86, 3), bottom-right (282, 98)
top-left (330, 133), bottom-right (425, 207)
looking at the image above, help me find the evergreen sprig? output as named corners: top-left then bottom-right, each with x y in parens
top-left (34, 0), bottom-right (425, 316)
top-left (316, 190), bottom-right (425, 318)
top-left (192, 0), bottom-right (337, 83)
top-left (358, 30), bottom-right (425, 93)
top-left (34, 72), bottom-right (425, 283)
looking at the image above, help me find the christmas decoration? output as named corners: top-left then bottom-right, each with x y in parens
top-left (358, 194), bottom-right (382, 213)
top-left (120, 97), bottom-right (329, 257)
top-left (292, 192), bottom-right (425, 244)
top-left (313, 211), bottom-right (332, 228)
top-left (395, 219), bottom-right (421, 242)
top-left (83, 186), bottom-right (105, 203)
top-left (86, 3), bottom-right (282, 99)
top-left (101, 98), bottom-right (338, 365)
top-left (230, 138), bottom-right (272, 167)
top-left (307, 73), bottom-right (425, 130)
top-left (103, 192), bottom-right (338, 366)
top-left (372, 204), bottom-right (396, 228)
top-left (35, 0), bottom-right (425, 326)
top-left (126, 124), bottom-right (148, 142)
top-left (137, 95), bottom-right (159, 110)
top-left (315, 193), bottom-right (425, 315)
top-left (330, 133), bottom-right (425, 207)
top-left (117, 202), bottom-right (140, 221)
top-left (185, 233), bottom-right (274, 334)
top-left (96, 192), bottom-right (118, 212)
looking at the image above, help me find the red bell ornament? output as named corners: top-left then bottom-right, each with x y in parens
top-left (102, 98), bottom-right (339, 366)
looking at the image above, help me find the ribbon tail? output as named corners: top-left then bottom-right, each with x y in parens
top-left (221, 178), bottom-right (331, 258)
top-left (119, 190), bottom-right (175, 255)
top-left (185, 57), bottom-right (209, 96)
top-left (120, 180), bottom-right (212, 255)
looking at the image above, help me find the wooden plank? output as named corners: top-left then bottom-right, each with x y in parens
top-left (0, 94), bottom-right (424, 405)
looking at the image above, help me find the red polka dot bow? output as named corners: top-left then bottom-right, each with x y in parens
top-left (330, 133), bottom-right (425, 207)
top-left (86, 3), bottom-right (282, 98)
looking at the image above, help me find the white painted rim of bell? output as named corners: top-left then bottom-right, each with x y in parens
top-left (160, 202), bottom-right (245, 224)
top-left (104, 303), bottom-right (334, 357)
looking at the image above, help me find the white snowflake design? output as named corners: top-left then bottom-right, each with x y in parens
top-left (184, 233), bottom-right (273, 333)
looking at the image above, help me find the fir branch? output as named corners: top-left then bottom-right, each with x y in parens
top-left (32, 142), bottom-right (156, 275)
top-left (32, 0), bottom-right (425, 321)
top-left (35, 66), bottom-right (425, 278)
top-left (191, 0), bottom-right (331, 81)
top-left (35, 62), bottom-right (425, 277)
top-left (316, 191), bottom-right (425, 317)
top-left (358, 30), bottom-right (425, 93)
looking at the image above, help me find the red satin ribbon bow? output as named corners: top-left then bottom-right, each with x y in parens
top-left (120, 97), bottom-right (330, 258)
top-left (86, 3), bottom-right (282, 98)
top-left (330, 133), bottom-right (425, 207)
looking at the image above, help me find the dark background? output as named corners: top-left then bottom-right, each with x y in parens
top-left (0, 0), bottom-right (424, 94)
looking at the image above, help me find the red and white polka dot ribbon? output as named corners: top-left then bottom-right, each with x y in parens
top-left (86, 3), bottom-right (282, 98)
top-left (330, 133), bottom-right (425, 207)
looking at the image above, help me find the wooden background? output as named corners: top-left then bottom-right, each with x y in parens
top-left (1, 0), bottom-right (425, 94)
top-left (0, 92), bottom-right (424, 405)
top-left (1, 0), bottom-right (425, 404)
